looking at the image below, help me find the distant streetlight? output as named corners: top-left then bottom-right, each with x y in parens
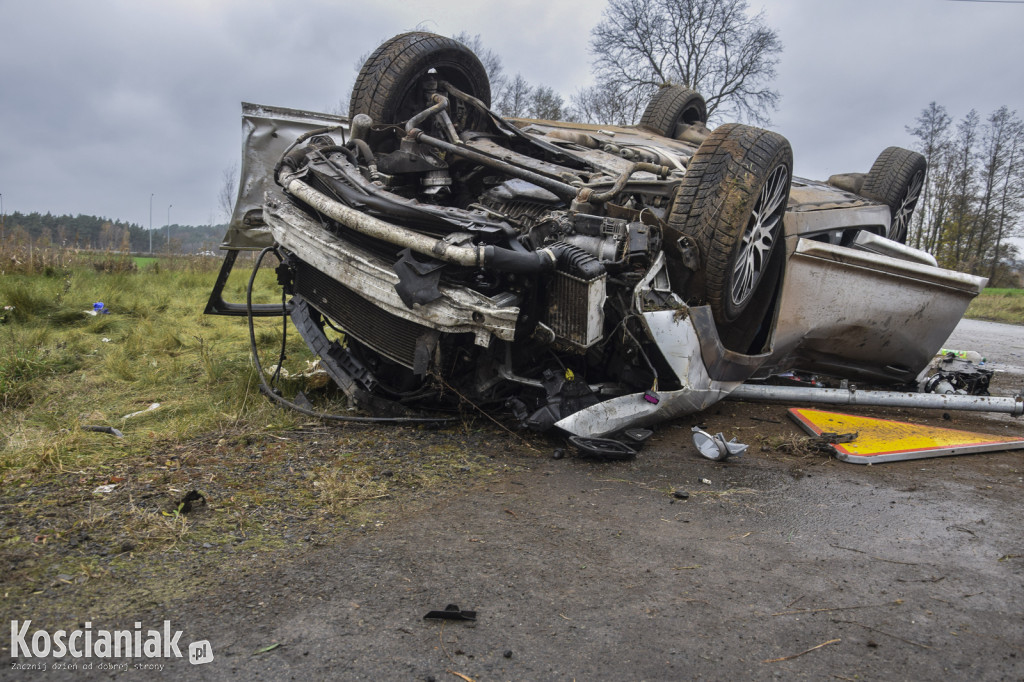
top-left (149, 193), bottom-right (154, 254)
top-left (1, 193), bottom-right (4, 243)
top-left (166, 204), bottom-right (172, 252)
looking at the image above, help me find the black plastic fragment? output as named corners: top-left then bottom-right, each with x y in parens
top-left (424, 604), bottom-right (476, 621)
top-left (82, 425), bottom-right (124, 439)
top-left (568, 435), bottom-right (637, 461)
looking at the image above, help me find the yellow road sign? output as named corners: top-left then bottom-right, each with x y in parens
top-left (788, 408), bottom-right (1024, 464)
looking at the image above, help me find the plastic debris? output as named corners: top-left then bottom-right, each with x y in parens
top-left (691, 427), bottom-right (748, 461)
top-left (424, 604), bottom-right (477, 621)
top-left (92, 484), bottom-right (118, 494)
top-left (265, 359), bottom-right (330, 388)
top-left (568, 435), bottom-right (637, 460)
top-left (82, 425), bottom-right (124, 438)
top-left (937, 347), bottom-right (985, 364)
top-left (121, 402), bottom-right (161, 420)
top-left (173, 490), bottom-right (206, 514)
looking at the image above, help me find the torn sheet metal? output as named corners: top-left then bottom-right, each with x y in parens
top-left (555, 309), bottom-right (752, 438)
top-left (221, 103), bottom-right (350, 250)
top-left (788, 407), bottom-right (1024, 464)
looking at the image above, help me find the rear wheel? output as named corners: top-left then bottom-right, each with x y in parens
top-left (639, 85), bottom-right (708, 138)
top-left (349, 32), bottom-right (491, 132)
top-left (668, 123), bottom-right (793, 351)
top-left (860, 146), bottom-right (926, 244)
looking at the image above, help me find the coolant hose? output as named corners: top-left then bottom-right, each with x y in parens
top-left (280, 174), bottom-right (604, 278)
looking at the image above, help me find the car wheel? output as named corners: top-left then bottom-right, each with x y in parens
top-left (668, 123), bottom-right (793, 350)
top-left (349, 32), bottom-right (491, 132)
top-left (639, 85), bottom-right (708, 138)
top-left (860, 146), bottom-right (926, 244)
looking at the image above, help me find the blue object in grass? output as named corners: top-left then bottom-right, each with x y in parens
top-left (93, 302), bottom-right (109, 314)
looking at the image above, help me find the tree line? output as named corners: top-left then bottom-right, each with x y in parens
top-left (906, 103), bottom-right (1023, 285)
top-left (1, 212), bottom-right (226, 255)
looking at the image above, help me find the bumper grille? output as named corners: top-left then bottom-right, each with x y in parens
top-left (293, 260), bottom-right (427, 368)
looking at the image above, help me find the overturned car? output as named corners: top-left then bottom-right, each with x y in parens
top-left (207, 32), bottom-right (989, 451)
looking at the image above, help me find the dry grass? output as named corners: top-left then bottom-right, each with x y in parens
top-left (965, 288), bottom-right (1024, 325)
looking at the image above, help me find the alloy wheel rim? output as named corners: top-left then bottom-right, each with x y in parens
top-left (891, 169), bottom-right (924, 242)
top-left (730, 164), bottom-right (789, 307)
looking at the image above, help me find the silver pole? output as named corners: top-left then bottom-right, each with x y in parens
top-left (149, 193), bottom-right (154, 254)
top-left (728, 384), bottom-right (1024, 418)
top-left (166, 204), bottom-right (172, 252)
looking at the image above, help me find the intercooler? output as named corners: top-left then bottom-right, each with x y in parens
top-left (543, 270), bottom-right (607, 350)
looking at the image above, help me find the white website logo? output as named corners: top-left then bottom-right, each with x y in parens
top-left (10, 620), bottom-right (213, 665)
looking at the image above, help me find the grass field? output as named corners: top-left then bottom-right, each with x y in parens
top-left (0, 249), bottom-right (523, 621)
top-left (0, 254), bottom-right (315, 470)
top-left (964, 288), bottom-right (1024, 325)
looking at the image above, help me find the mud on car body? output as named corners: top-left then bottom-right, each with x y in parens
top-left (206, 32), bottom-right (986, 453)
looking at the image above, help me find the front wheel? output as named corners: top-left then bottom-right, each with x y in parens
top-left (668, 123), bottom-right (793, 351)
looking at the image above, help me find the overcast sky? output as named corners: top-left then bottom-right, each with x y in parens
top-left (1, 0), bottom-right (1022, 231)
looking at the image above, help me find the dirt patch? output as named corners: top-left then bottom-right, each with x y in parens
top-left (0, 422), bottom-right (542, 634)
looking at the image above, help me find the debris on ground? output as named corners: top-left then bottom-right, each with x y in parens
top-left (424, 604), bottom-right (477, 622)
top-left (789, 407), bottom-right (1024, 463)
top-left (81, 425), bottom-right (124, 438)
top-left (919, 350), bottom-right (993, 396)
top-left (691, 427), bottom-right (748, 461)
top-left (265, 359), bottom-right (330, 389)
top-left (170, 490), bottom-right (207, 514)
top-left (121, 402), bottom-right (161, 420)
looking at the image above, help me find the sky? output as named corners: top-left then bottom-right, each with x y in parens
top-left (1, 0), bottom-right (1023, 233)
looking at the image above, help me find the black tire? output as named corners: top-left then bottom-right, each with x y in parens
top-left (668, 123), bottom-right (792, 348)
top-left (860, 146), bottom-right (926, 244)
top-left (349, 32), bottom-right (491, 132)
top-left (639, 85), bottom-right (708, 138)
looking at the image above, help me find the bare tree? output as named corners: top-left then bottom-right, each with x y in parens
top-left (451, 31), bottom-right (507, 103)
top-left (909, 103), bottom-right (1024, 280)
top-left (495, 74), bottom-right (533, 118)
top-left (529, 86), bottom-right (565, 121)
top-left (570, 81), bottom-right (646, 126)
top-left (986, 110), bottom-right (1024, 282)
top-left (218, 162), bottom-right (238, 223)
top-left (588, 0), bottom-right (782, 124)
top-left (906, 102), bottom-right (952, 251)
top-left (946, 110), bottom-right (980, 269)
top-left (973, 107), bottom-right (1014, 266)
